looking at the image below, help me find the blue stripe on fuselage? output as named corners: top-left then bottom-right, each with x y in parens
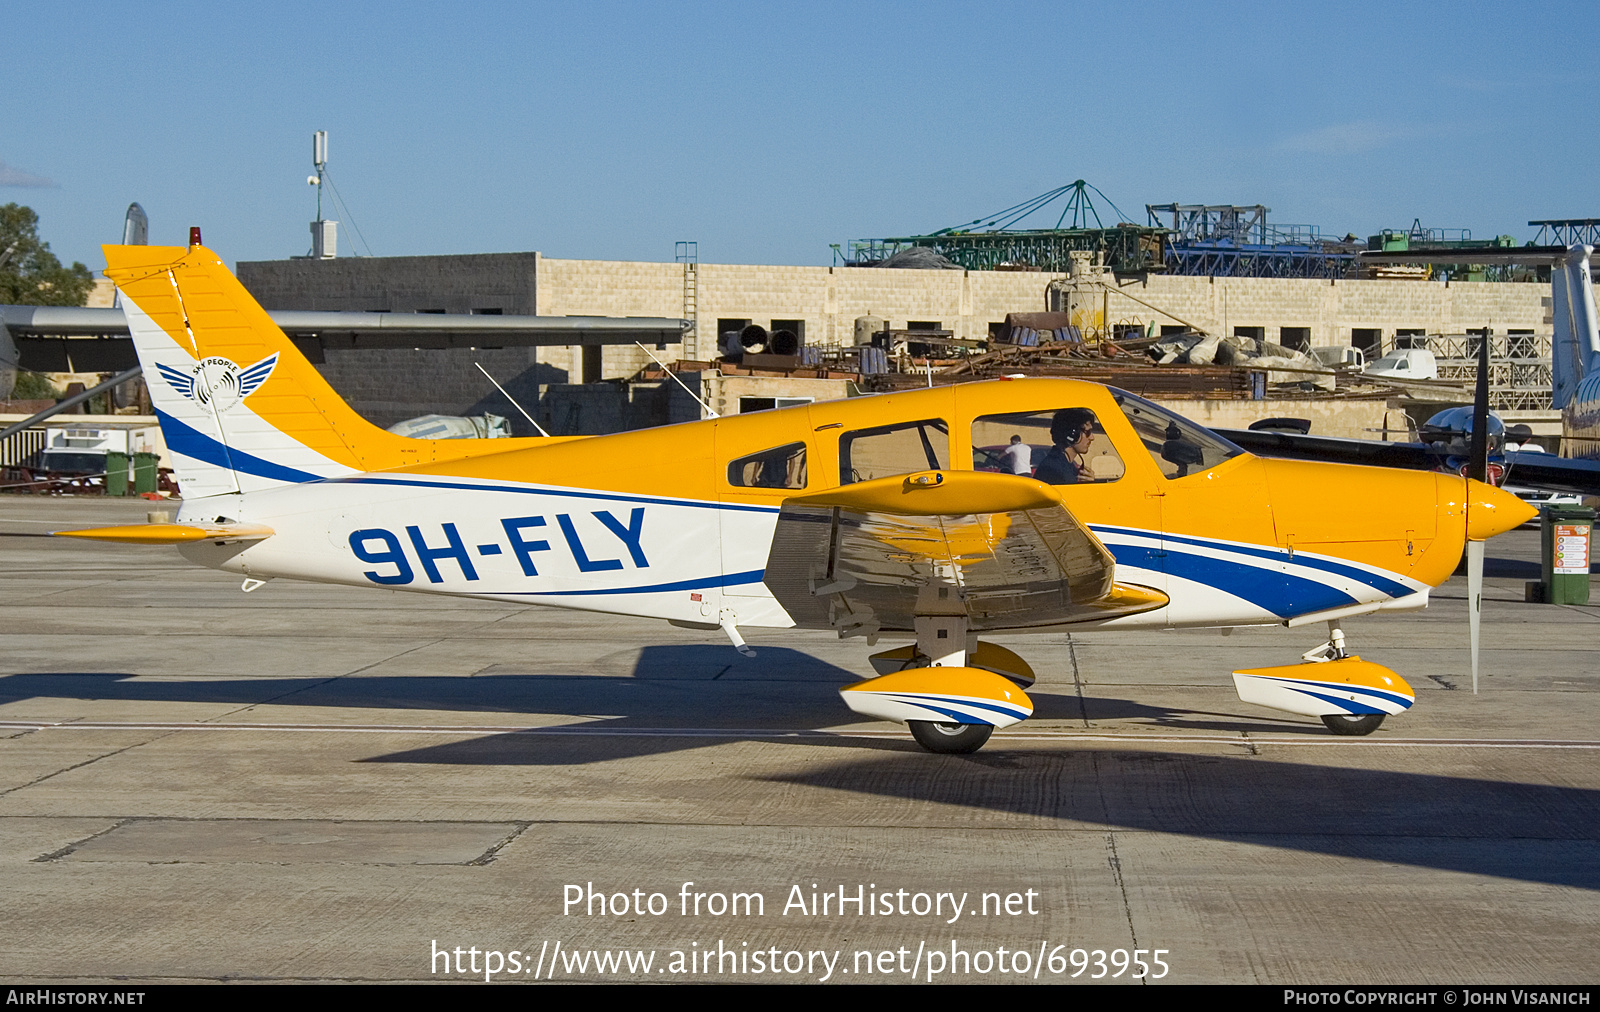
top-left (1106, 541), bottom-right (1357, 618)
top-left (1092, 523), bottom-right (1415, 600)
top-left (503, 569), bottom-right (767, 597)
top-left (339, 475), bottom-right (784, 514)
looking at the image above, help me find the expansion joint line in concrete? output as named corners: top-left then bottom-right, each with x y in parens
top-left (0, 728), bottom-right (183, 800)
top-left (468, 821), bottom-right (533, 865)
top-left (1103, 832), bottom-right (1145, 984)
top-left (1065, 633), bottom-right (1089, 728)
top-left (32, 818), bottom-right (133, 862)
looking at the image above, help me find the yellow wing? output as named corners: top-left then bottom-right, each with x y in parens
top-left (763, 470), bottom-right (1166, 635)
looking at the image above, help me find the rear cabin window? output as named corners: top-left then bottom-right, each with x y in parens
top-left (727, 442), bottom-right (808, 489)
top-left (839, 419), bottom-right (949, 484)
top-left (972, 409), bottom-right (1125, 485)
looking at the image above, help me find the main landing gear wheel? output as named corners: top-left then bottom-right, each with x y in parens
top-left (1321, 713), bottom-right (1385, 736)
top-left (909, 721), bottom-right (993, 754)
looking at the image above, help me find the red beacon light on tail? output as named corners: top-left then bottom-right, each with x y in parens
top-left (189, 227), bottom-right (202, 248)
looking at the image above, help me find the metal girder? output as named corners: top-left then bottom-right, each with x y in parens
top-left (853, 227), bottom-right (1168, 274)
top-left (1164, 246), bottom-right (1355, 279)
top-left (1358, 246), bottom-right (1571, 266)
top-left (1530, 220), bottom-right (1600, 246)
top-left (0, 305), bottom-right (690, 346)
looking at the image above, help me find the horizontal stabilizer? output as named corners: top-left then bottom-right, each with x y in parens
top-left (52, 523), bottom-right (275, 545)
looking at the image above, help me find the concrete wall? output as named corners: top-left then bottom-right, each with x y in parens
top-left (1163, 397), bottom-right (1396, 442)
top-left (226, 251), bottom-right (1549, 436)
top-left (532, 259), bottom-right (1549, 369)
top-left (86, 277), bottom-right (116, 308)
top-left (239, 253), bottom-right (551, 434)
top-left (315, 346), bottom-right (562, 436)
top-left (1090, 273), bottom-right (1547, 349)
top-left (237, 252), bottom-right (1550, 384)
top-left (533, 258), bottom-right (686, 386)
top-left (238, 252), bottom-right (540, 315)
top-left (539, 380), bottom-right (705, 435)
top-left (704, 374), bottom-right (855, 420)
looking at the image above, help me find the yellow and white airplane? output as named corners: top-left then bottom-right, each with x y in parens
top-left (57, 241), bottom-right (1535, 754)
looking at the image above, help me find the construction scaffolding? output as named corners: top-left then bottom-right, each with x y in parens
top-left (1530, 219), bottom-right (1600, 247)
top-left (1147, 203), bottom-right (1363, 279)
top-left (846, 181), bottom-right (1169, 274)
top-left (1419, 331), bottom-right (1553, 412)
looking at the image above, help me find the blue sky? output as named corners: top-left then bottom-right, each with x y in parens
top-left (6, 1), bottom-right (1597, 272)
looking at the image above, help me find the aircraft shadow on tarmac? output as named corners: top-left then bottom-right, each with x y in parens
top-left (757, 752), bottom-right (1600, 892)
top-left (7, 645), bottom-right (1600, 890)
top-left (1, 642), bottom-right (1334, 765)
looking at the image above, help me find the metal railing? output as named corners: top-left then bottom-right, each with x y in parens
top-left (0, 427), bottom-right (45, 467)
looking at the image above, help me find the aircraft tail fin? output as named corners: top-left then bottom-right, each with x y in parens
top-left (104, 243), bottom-right (479, 498)
top-left (1551, 244), bottom-right (1600, 410)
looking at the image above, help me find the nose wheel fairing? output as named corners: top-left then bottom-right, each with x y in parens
top-left (1232, 656), bottom-right (1415, 719)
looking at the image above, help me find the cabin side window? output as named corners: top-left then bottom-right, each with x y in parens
top-left (839, 419), bottom-right (949, 484)
top-left (972, 409), bottom-right (1125, 485)
top-left (727, 442), bottom-right (808, 489)
top-left (1110, 387), bottom-right (1244, 479)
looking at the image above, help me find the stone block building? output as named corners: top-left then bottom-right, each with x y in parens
top-left (234, 252), bottom-right (1551, 436)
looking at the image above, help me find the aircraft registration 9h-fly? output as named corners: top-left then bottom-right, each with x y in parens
top-left (56, 239), bottom-right (1535, 754)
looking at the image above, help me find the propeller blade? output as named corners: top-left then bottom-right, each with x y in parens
top-left (1466, 329), bottom-right (1489, 694)
top-left (1468, 329), bottom-right (1490, 484)
top-left (1467, 538), bottom-right (1483, 694)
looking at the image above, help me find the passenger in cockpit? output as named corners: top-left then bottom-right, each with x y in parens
top-left (1033, 408), bottom-right (1097, 485)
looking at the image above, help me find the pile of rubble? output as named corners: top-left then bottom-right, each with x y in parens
top-left (1144, 331), bottom-right (1332, 390)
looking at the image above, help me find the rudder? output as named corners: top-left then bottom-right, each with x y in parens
top-left (105, 242), bottom-right (518, 498)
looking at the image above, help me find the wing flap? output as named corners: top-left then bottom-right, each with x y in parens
top-left (765, 470), bottom-right (1166, 633)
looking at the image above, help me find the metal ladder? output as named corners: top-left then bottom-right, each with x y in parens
top-left (675, 241), bottom-right (698, 360)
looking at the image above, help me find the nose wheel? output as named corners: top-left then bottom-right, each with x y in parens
top-left (1307, 622), bottom-right (1384, 736)
top-left (908, 721), bottom-right (993, 754)
top-left (1320, 713), bottom-right (1385, 736)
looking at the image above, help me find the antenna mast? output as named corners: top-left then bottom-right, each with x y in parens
top-left (307, 130), bottom-right (337, 258)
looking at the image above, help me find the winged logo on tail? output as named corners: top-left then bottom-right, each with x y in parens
top-left (156, 353), bottom-right (278, 412)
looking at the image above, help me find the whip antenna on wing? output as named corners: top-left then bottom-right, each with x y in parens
top-left (474, 362), bottom-right (550, 437)
top-left (634, 342), bottom-right (719, 418)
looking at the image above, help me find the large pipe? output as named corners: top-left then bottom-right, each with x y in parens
top-left (0, 305), bottom-right (692, 343)
top-left (0, 366), bottom-right (143, 443)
